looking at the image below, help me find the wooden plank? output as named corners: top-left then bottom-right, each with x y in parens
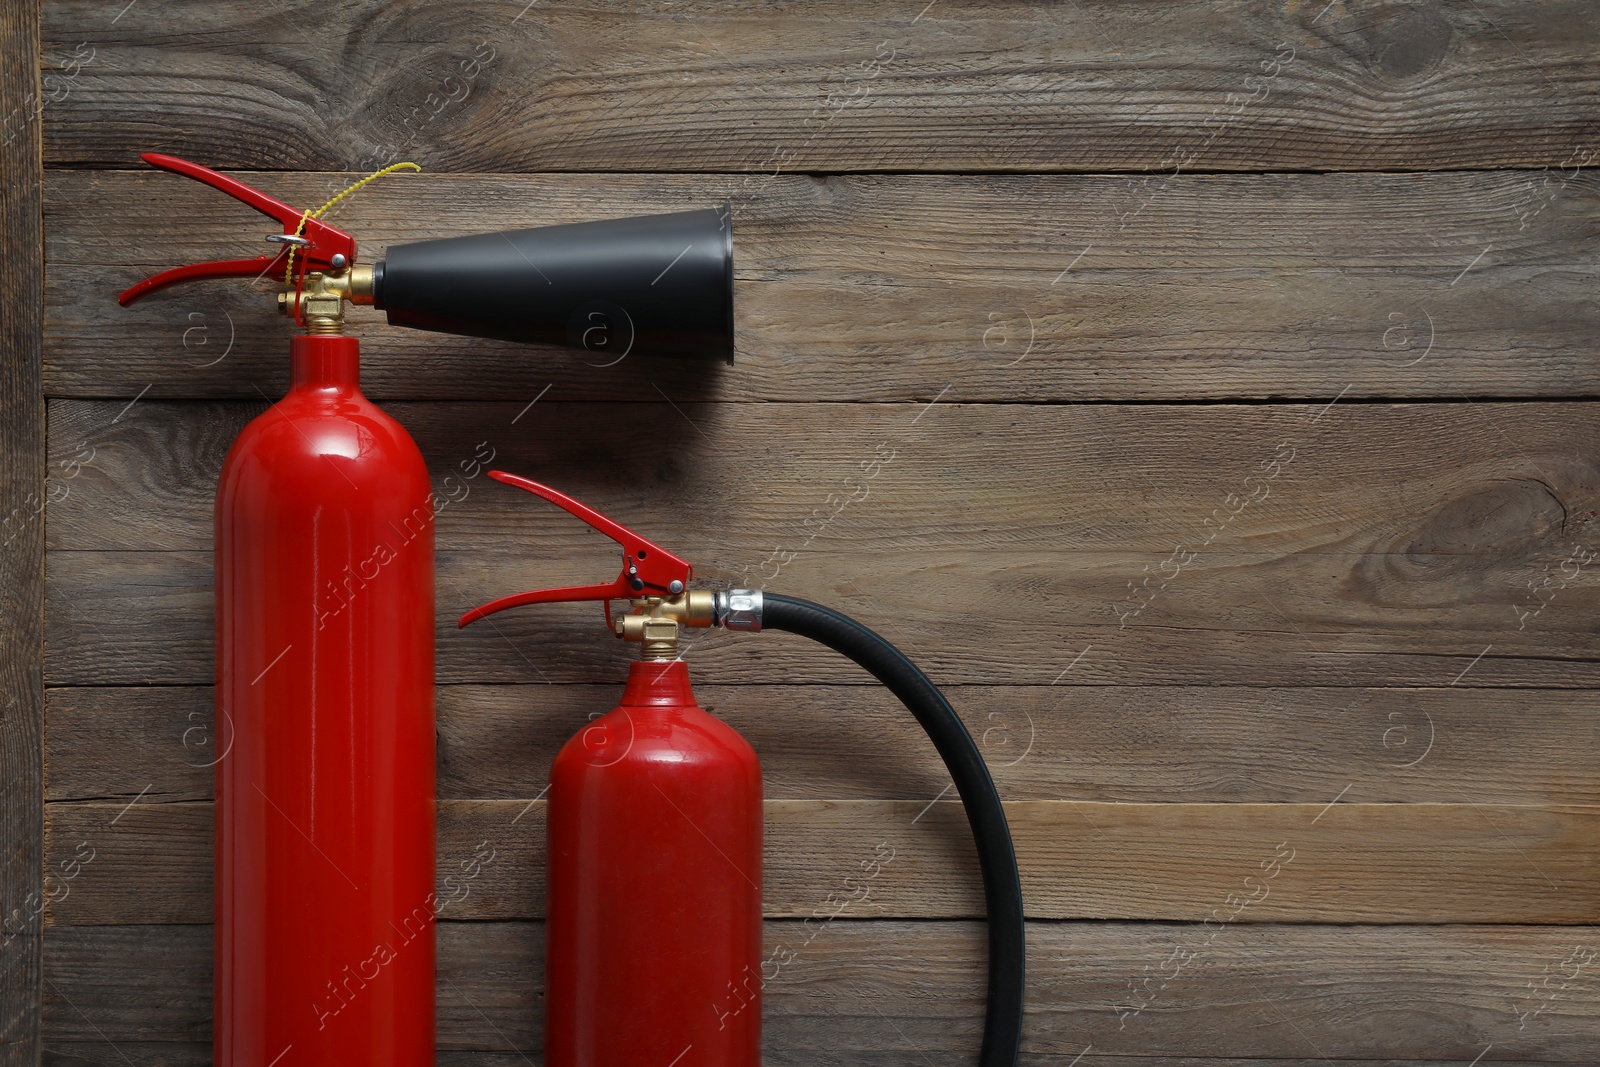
top-left (48, 547), bottom-right (1600, 689)
top-left (0, 0), bottom-right (45, 1058)
top-left (41, 800), bottom-right (1600, 925)
top-left (43, 400), bottom-right (1600, 688)
top-left (40, 921), bottom-right (1600, 1061)
top-left (42, 169), bottom-right (1600, 402)
top-left (38, 1), bottom-right (1600, 173)
top-left (46, 396), bottom-right (1600, 556)
top-left (45, 684), bottom-right (1600, 806)
top-left (31, 1054), bottom-right (1579, 1067)
top-left (742, 1061), bottom-right (1559, 1067)
top-left (32, 1050), bottom-right (1585, 1067)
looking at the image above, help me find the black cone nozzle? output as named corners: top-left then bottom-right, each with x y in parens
top-left (372, 207), bottom-right (733, 364)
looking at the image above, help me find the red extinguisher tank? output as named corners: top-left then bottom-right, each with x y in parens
top-left (545, 659), bottom-right (763, 1067)
top-left (463, 474), bottom-right (1028, 1067)
top-left (214, 335), bottom-right (436, 1066)
top-left (116, 152), bottom-right (738, 1067)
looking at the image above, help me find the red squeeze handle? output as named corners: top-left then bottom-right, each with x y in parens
top-left (459, 472), bottom-right (694, 628)
top-left (118, 153), bottom-right (357, 305)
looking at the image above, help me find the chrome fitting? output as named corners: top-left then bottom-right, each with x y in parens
top-left (715, 589), bottom-right (763, 632)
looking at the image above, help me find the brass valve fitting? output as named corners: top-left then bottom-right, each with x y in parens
top-left (276, 265), bottom-right (375, 335)
top-left (613, 591), bottom-right (716, 660)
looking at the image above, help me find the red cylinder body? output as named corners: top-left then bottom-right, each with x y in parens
top-left (214, 335), bottom-right (436, 1067)
top-left (546, 659), bottom-right (763, 1067)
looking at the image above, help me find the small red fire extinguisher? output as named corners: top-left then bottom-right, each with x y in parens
top-left (461, 473), bottom-right (1027, 1067)
top-left (118, 154), bottom-right (736, 1067)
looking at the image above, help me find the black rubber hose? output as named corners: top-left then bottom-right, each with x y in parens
top-left (760, 593), bottom-right (1025, 1067)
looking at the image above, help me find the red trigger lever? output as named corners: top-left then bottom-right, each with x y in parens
top-left (459, 471), bottom-right (694, 629)
top-left (118, 153), bottom-right (357, 306)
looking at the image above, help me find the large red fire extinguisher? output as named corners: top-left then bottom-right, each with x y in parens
top-left (208, 330), bottom-right (438, 1064)
top-left (461, 473), bottom-right (1027, 1067)
top-left (118, 154), bottom-right (735, 1067)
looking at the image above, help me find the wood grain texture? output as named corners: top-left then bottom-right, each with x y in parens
top-left (41, 799), bottom-right (1600, 925)
top-left (32, 1055), bottom-right (1584, 1067)
top-left (1, 0), bottom-right (45, 1058)
top-left (44, 683), bottom-right (1600, 806)
top-left (39, 922), bottom-right (1600, 1061)
top-left (42, 169), bottom-right (1600, 402)
top-left (36, 1055), bottom-right (1577, 1067)
top-left (54, 546), bottom-right (1600, 689)
top-left (43, 400), bottom-right (1600, 688)
top-left (30, 0), bottom-right (1600, 1057)
top-left (37, 1), bottom-right (1600, 173)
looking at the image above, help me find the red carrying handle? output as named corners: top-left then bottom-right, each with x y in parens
top-left (459, 472), bottom-right (695, 628)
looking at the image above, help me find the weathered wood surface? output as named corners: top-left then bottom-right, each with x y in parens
top-left (53, 532), bottom-right (1600, 690)
top-left (36, 1056), bottom-right (1578, 1067)
top-left (1, 0), bottom-right (46, 1058)
top-left (42, 169), bottom-right (1600, 402)
top-left (38, 1), bottom-right (1600, 174)
top-left (38, 1055), bottom-right (1575, 1067)
top-left (33, 1055), bottom-right (1583, 1067)
top-left (41, 799), bottom-right (1600, 925)
top-left (39, 922), bottom-right (1600, 1061)
top-left (65, 397), bottom-right (1600, 554)
top-left (43, 400), bottom-right (1600, 688)
top-left (29, 0), bottom-right (1600, 1058)
top-left (44, 684), bottom-right (1600, 806)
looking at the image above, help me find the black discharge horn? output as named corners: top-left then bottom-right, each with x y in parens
top-left (371, 207), bottom-right (735, 364)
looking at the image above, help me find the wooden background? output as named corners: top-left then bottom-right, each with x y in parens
top-left (3, 0), bottom-right (1599, 1063)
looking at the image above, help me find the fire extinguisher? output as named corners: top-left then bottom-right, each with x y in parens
top-left (459, 473), bottom-right (1026, 1067)
top-left (118, 153), bottom-right (735, 1067)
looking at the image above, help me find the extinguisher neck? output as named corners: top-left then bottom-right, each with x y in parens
top-left (618, 659), bottom-right (697, 709)
top-left (290, 334), bottom-right (361, 389)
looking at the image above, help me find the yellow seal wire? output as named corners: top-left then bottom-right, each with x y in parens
top-left (283, 162), bottom-right (421, 287)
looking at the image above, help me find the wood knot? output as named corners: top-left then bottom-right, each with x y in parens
top-left (1345, 478), bottom-right (1569, 608)
top-left (1405, 478), bottom-right (1566, 567)
top-left (1344, 4), bottom-right (1455, 81)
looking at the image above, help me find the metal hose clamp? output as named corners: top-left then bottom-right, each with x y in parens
top-left (714, 589), bottom-right (763, 631)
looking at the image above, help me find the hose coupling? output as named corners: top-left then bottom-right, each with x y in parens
top-left (714, 589), bottom-right (763, 632)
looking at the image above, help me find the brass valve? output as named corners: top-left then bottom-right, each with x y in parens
top-left (276, 265), bottom-right (375, 335)
top-left (613, 591), bottom-right (716, 660)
